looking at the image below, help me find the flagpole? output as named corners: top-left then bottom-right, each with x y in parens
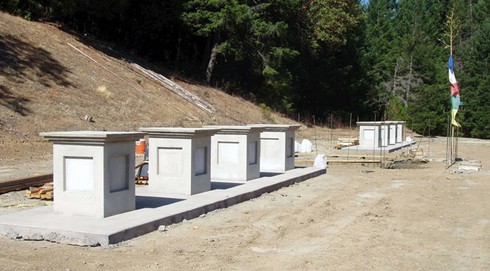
top-left (446, 116), bottom-right (450, 168)
top-left (451, 125), bottom-right (455, 164)
top-left (445, 8), bottom-right (461, 168)
top-left (454, 127), bottom-right (460, 162)
top-left (450, 10), bottom-right (454, 166)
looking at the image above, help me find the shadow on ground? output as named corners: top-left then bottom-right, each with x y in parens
top-left (136, 196), bottom-right (184, 209)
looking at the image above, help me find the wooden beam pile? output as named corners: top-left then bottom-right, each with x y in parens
top-left (26, 183), bottom-right (53, 200)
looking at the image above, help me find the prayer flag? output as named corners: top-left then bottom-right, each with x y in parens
top-left (448, 55), bottom-right (461, 127)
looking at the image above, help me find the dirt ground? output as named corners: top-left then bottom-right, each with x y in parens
top-left (0, 133), bottom-right (489, 271)
top-left (2, 10), bottom-right (489, 270)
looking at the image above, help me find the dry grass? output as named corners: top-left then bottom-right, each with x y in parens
top-left (0, 12), bottom-right (297, 161)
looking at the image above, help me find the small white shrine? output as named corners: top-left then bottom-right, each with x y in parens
top-left (40, 131), bottom-right (145, 218)
top-left (351, 121), bottom-right (411, 153)
top-left (252, 124), bottom-right (301, 173)
top-left (139, 127), bottom-right (219, 195)
top-left (204, 125), bottom-right (264, 182)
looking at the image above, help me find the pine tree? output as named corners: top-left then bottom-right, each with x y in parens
top-left (394, 0), bottom-right (448, 130)
top-left (461, 0), bottom-right (490, 138)
top-left (362, 0), bottom-right (398, 120)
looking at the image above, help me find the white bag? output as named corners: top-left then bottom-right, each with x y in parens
top-left (313, 154), bottom-right (328, 169)
top-left (301, 139), bottom-right (313, 153)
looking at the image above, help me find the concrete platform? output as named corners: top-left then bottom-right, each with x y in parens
top-left (457, 160), bottom-right (482, 172)
top-left (341, 141), bottom-right (416, 154)
top-left (0, 167), bottom-right (325, 246)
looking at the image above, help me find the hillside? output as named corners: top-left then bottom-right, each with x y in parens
top-left (0, 12), bottom-right (295, 172)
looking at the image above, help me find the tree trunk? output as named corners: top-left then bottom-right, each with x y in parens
top-left (392, 58), bottom-right (399, 94)
top-left (206, 41), bottom-right (219, 85)
top-left (405, 55), bottom-right (413, 107)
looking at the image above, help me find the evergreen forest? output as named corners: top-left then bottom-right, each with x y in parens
top-left (1, 0), bottom-right (489, 138)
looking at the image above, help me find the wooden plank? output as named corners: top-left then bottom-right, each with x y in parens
top-left (135, 180), bottom-right (148, 185)
top-left (132, 63), bottom-right (215, 114)
top-left (329, 159), bottom-right (381, 163)
top-left (297, 159), bottom-right (380, 164)
top-left (40, 191), bottom-right (53, 200)
top-left (0, 174), bottom-right (53, 194)
top-left (26, 183), bottom-right (53, 199)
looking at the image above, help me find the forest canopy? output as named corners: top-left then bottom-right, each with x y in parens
top-left (1, 0), bottom-right (489, 138)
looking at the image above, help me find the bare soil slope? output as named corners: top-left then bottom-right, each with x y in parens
top-left (0, 12), bottom-right (292, 176)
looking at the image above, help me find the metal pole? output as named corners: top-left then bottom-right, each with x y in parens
top-left (315, 125), bottom-right (318, 155)
top-left (455, 126), bottom-right (459, 160)
top-left (372, 124), bottom-right (376, 162)
top-left (451, 125), bottom-right (455, 164)
top-left (379, 125), bottom-right (383, 168)
top-left (348, 113), bottom-right (352, 160)
top-left (446, 115), bottom-right (450, 168)
top-left (330, 114), bottom-right (333, 152)
top-left (428, 119), bottom-right (431, 159)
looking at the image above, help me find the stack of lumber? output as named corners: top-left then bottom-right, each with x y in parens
top-left (134, 161), bottom-right (149, 185)
top-left (135, 177), bottom-right (148, 185)
top-left (0, 174), bottom-right (53, 194)
top-left (328, 154), bottom-right (381, 164)
top-left (26, 183), bottom-right (53, 200)
top-left (334, 137), bottom-right (359, 149)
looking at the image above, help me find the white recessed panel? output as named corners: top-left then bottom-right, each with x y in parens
top-left (381, 126), bottom-right (388, 146)
top-left (195, 147), bottom-right (207, 176)
top-left (287, 137), bottom-right (294, 158)
top-left (65, 157), bottom-right (94, 192)
top-left (158, 147), bottom-right (183, 177)
top-left (261, 138), bottom-right (280, 159)
top-left (218, 142), bottom-right (239, 164)
top-left (109, 155), bottom-right (129, 192)
top-left (397, 124), bottom-right (403, 142)
top-left (248, 141), bottom-right (257, 165)
top-left (363, 129), bottom-right (375, 140)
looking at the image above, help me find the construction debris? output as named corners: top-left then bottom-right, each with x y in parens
top-left (382, 157), bottom-right (428, 169)
top-left (458, 160), bottom-right (482, 172)
top-left (450, 160), bottom-right (483, 174)
top-left (335, 137), bottom-right (359, 149)
top-left (135, 161), bottom-right (149, 185)
top-left (26, 183), bottom-right (53, 200)
top-left (84, 115), bottom-right (94, 122)
top-left (381, 149), bottom-right (429, 169)
top-left (0, 174), bottom-right (53, 194)
top-left (135, 178), bottom-right (148, 185)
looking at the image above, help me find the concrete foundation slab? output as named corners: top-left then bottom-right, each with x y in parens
top-left (342, 141), bottom-right (416, 154)
top-left (458, 160), bottom-right (482, 172)
top-left (0, 167), bottom-right (325, 246)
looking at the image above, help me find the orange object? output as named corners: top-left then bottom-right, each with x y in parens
top-left (135, 139), bottom-right (146, 154)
